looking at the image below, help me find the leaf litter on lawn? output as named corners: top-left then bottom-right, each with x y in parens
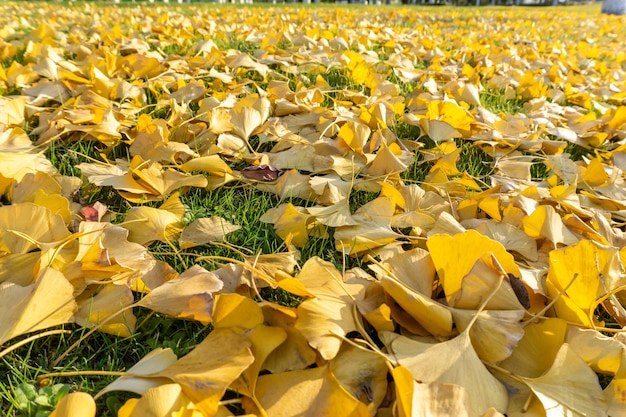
top-left (1, 2), bottom-right (626, 416)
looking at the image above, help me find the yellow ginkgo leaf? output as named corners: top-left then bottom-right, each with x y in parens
top-left (334, 196), bottom-right (403, 255)
top-left (450, 308), bottom-right (525, 364)
top-left (307, 199), bottom-right (358, 228)
top-left (337, 121), bottom-right (371, 154)
top-left (73, 222), bottom-right (156, 287)
top-left (383, 329), bottom-right (509, 416)
top-left (0, 151), bottom-right (56, 183)
top-left (294, 257), bottom-right (367, 360)
top-left (261, 203), bottom-right (315, 247)
top-left (212, 293), bottom-right (264, 330)
top-left (0, 252), bottom-right (40, 286)
top-left (427, 230), bottom-right (521, 305)
top-left (381, 275), bottom-right (454, 337)
top-left (0, 96), bottom-right (26, 126)
top-left (0, 267), bottom-right (77, 345)
top-left (123, 193), bottom-right (184, 246)
top-left (0, 202), bottom-right (70, 254)
top-left (116, 383), bottom-right (204, 417)
top-left (260, 302), bottom-right (318, 373)
top-left (138, 265), bottom-right (223, 325)
top-left (179, 217), bottom-right (241, 249)
top-left (75, 284), bottom-right (136, 336)
top-left (48, 392), bottom-right (96, 417)
top-left (362, 302), bottom-right (395, 332)
top-left (231, 105), bottom-right (263, 141)
top-left (150, 328), bottom-right (255, 417)
top-left (605, 350), bottom-right (626, 417)
top-left (451, 253), bottom-right (526, 311)
top-left (565, 327), bottom-right (624, 375)
top-left (474, 220), bottom-right (538, 262)
top-left (422, 119), bottom-right (462, 142)
top-left (546, 239), bottom-right (606, 326)
top-left (97, 348), bottom-right (177, 398)
top-left (520, 343), bottom-right (607, 417)
top-left (392, 366), bottom-right (417, 417)
top-left (231, 324), bottom-right (287, 397)
top-left (582, 157), bottom-right (609, 187)
top-left (79, 156), bottom-right (207, 202)
top-left (499, 318), bottom-right (567, 378)
top-left (246, 365), bottom-right (371, 417)
top-left (178, 155), bottom-right (234, 178)
top-left (367, 142), bottom-right (412, 178)
top-left (377, 247), bottom-right (435, 297)
top-left (521, 204), bottom-right (579, 247)
top-left (394, 371), bottom-right (475, 417)
top-left (330, 342), bottom-right (389, 413)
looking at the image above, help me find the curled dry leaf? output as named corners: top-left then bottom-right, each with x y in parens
top-left (241, 164), bottom-right (284, 181)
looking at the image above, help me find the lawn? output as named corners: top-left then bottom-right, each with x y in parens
top-left (1, 1), bottom-right (626, 416)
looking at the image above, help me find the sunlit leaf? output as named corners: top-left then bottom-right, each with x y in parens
top-left (49, 392), bottom-right (96, 417)
top-left (138, 265), bottom-right (223, 324)
top-left (246, 365), bottom-right (370, 417)
top-left (520, 343), bottom-right (607, 417)
top-left (427, 230), bottom-right (520, 304)
top-left (383, 329), bottom-right (509, 416)
top-left (0, 268), bottom-right (76, 345)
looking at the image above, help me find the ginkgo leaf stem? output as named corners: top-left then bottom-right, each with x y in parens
top-left (37, 370), bottom-right (128, 381)
top-left (9, 221), bottom-right (120, 266)
top-left (219, 398), bottom-right (242, 406)
top-left (522, 273), bottom-right (578, 327)
top-left (196, 255), bottom-right (276, 285)
top-left (209, 240), bottom-right (254, 256)
top-left (0, 330), bottom-right (71, 360)
top-left (248, 252), bottom-right (264, 301)
top-left (593, 283), bottom-right (626, 326)
top-left (164, 235), bottom-right (187, 269)
top-left (363, 254), bottom-right (393, 279)
top-left (466, 272), bottom-right (505, 331)
top-left (134, 310), bottom-right (156, 333)
top-left (329, 330), bottom-right (392, 370)
top-left (483, 361), bottom-right (525, 384)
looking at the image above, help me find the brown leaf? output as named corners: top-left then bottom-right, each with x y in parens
top-left (241, 164), bottom-right (283, 181)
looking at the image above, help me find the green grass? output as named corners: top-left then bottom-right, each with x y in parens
top-left (479, 88), bottom-right (526, 115)
top-left (1, 311), bottom-right (211, 417)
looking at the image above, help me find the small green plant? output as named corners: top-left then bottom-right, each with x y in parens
top-left (12, 383), bottom-right (70, 417)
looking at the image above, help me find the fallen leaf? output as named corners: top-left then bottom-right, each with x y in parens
top-left (383, 329), bottom-right (509, 416)
top-left (179, 217), bottom-right (241, 249)
top-left (427, 230), bottom-right (521, 305)
top-left (294, 257), bottom-right (366, 360)
top-left (49, 392), bottom-right (96, 417)
top-left (116, 383), bottom-right (203, 417)
top-left (0, 267), bottom-right (76, 345)
top-left (246, 365), bottom-right (371, 417)
top-left (330, 342), bottom-right (389, 413)
top-left (520, 343), bottom-right (607, 417)
top-left (138, 265), bottom-right (223, 324)
top-left (150, 328), bottom-right (255, 417)
top-left (241, 164), bottom-right (283, 181)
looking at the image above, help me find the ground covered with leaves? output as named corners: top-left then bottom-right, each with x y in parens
top-left (1, 2), bottom-right (626, 416)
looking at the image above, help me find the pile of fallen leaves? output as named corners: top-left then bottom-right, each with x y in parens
top-left (1, 2), bottom-right (626, 416)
